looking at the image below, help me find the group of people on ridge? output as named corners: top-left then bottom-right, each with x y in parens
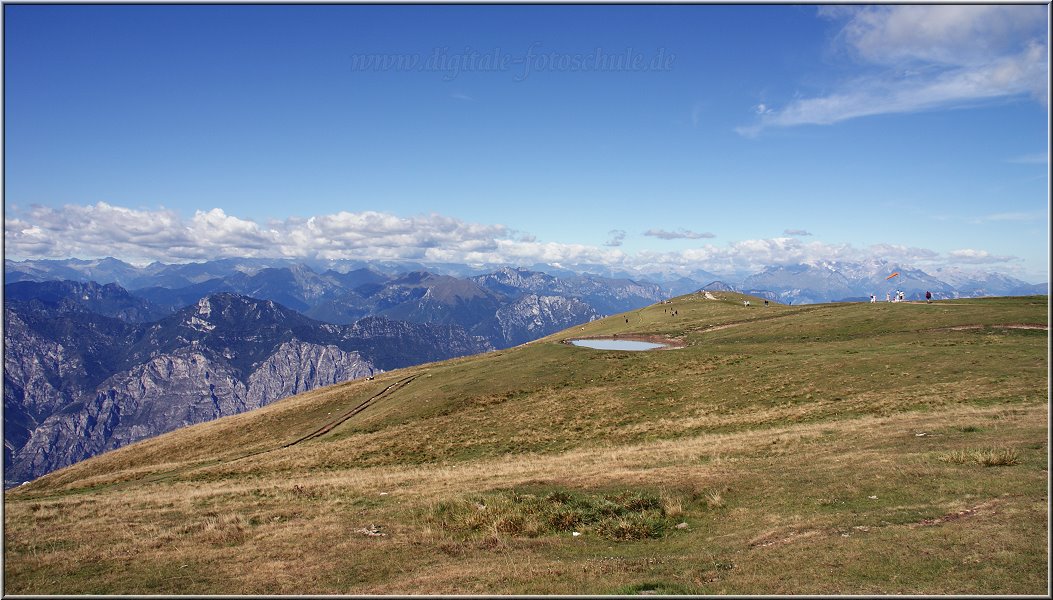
top-left (869, 291), bottom-right (934, 303)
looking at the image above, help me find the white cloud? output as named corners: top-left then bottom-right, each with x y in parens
top-left (836, 5), bottom-right (1045, 67)
top-left (3, 202), bottom-right (1026, 277)
top-left (7, 202), bottom-right (209, 259)
top-left (643, 228), bottom-right (716, 240)
top-left (741, 5), bottom-right (1048, 134)
top-left (784, 229), bottom-right (812, 236)
top-left (866, 243), bottom-right (941, 263)
top-left (947, 248), bottom-right (1018, 264)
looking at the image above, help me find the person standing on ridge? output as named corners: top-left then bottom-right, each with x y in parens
top-left (925, 291), bottom-right (932, 303)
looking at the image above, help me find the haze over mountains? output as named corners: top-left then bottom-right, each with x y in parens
top-left (3, 256), bottom-right (1046, 487)
top-left (6, 256), bottom-right (1046, 305)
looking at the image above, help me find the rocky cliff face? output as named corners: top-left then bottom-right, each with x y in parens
top-left (3, 311), bottom-right (83, 464)
top-left (491, 294), bottom-right (598, 347)
top-left (244, 341), bottom-right (373, 407)
top-left (3, 305), bottom-right (135, 470)
top-left (9, 343), bottom-right (373, 485)
top-left (4, 293), bottom-right (491, 487)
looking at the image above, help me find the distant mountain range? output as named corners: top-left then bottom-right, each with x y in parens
top-left (692, 259), bottom-right (1044, 305)
top-left (6, 256), bottom-right (1046, 306)
top-left (5, 260), bottom-right (669, 348)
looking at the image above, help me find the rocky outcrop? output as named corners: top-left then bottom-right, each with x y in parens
top-left (491, 294), bottom-right (597, 347)
top-left (8, 343), bottom-right (374, 485)
top-left (244, 341), bottom-right (373, 406)
top-left (3, 311), bottom-right (85, 466)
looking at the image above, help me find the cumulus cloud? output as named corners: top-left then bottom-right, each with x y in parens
top-left (835, 5), bottom-right (1045, 67)
top-left (643, 228), bottom-right (716, 240)
top-left (604, 229), bottom-right (627, 247)
top-left (866, 243), bottom-right (941, 263)
top-left (3, 202), bottom-right (1024, 276)
top-left (740, 5), bottom-right (1048, 134)
top-left (784, 229), bottom-right (812, 236)
top-left (6, 202), bottom-right (210, 259)
top-left (4, 203), bottom-right (511, 264)
top-left (947, 248), bottom-right (1018, 264)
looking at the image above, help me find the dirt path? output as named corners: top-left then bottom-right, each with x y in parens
top-left (42, 374), bottom-right (425, 493)
top-left (283, 373), bottom-right (421, 448)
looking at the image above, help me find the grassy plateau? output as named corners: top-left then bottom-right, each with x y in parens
top-left (3, 292), bottom-right (1049, 594)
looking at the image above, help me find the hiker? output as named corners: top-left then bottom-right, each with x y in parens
top-left (886, 292), bottom-right (891, 302)
top-left (925, 291), bottom-right (932, 303)
top-left (870, 294), bottom-right (876, 303)
top-left (625, 317), bottom-right (629, 323)
top-left (764, 300), bottom-right (769, 307)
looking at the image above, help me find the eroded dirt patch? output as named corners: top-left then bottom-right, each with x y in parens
top-left (911, 499), bottom-right (1001, 528)
top-left (929, 323), bottom-right (1047, 332)
top-left (749, 528), bottom-right (822, 549)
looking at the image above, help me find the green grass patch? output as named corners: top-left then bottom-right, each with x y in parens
top-left (426, 488), bottom-right (685, 542)
top-left (939, 448), bottom-right (1020, 466)
top-left (613, 580), bottom-right (703, 595)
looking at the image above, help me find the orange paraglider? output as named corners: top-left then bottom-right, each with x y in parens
top-left (884, 272), bottom-right (902, 302)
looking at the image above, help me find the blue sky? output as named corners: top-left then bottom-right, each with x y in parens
top-left (4, 4), bottom-right (1049, 281)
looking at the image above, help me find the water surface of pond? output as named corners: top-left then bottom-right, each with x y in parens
top-left (570, 339), bottom-right (668, 351)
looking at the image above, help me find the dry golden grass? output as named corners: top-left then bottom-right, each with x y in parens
top-left (5, 402), bottom-right (1047, 594)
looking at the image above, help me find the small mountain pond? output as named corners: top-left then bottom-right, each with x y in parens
top-left (570, 339), bottom-right (668, 351)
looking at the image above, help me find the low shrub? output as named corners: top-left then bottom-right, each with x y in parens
top-left (426, 487), bottom-right (685, 542)
top-left (940, 448), bottom-right (1019, 467)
